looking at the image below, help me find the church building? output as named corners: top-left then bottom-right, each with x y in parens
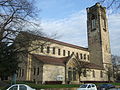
top-left (17, 3), bottom-right (113, 84)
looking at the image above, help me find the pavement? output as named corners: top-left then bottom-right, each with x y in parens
top-left (109, 89), bottom-right (120, 90)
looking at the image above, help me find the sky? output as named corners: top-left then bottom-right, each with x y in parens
top-left (35, 0), bottom-right (120, 56)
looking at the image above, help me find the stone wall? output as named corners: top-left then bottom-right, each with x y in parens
top-left (43, 64), bottom-right (65, 83)
top-left (30, 56), bottom-right (43, 83)
top-left (30, 40), bottom-right (89, 61)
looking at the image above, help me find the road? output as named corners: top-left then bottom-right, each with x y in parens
top-left (40, 88), bottom-right (120, 90)
top-left (109, 88), bottom-right (120, 90)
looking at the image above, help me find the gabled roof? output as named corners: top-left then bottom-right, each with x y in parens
top-left (67, 53), bottom-right (103, 70)
top-left (80, 61), bottom-right (104, 70)
top-left (19, 31), bottom-right (88, 51)
top-left (32, 54), bottom-right (103, 70)
top-left (32, 54), bottom-right (69, 66)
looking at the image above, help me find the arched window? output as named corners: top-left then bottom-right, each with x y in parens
top-left (41, 45), bottom-right (44, 53)
top-left (33, 68), bottom-right (36, 75)
top-left (100, 71), bottom-right (103, 78)
top-left (73, 68), bottom-right (76, 81)
top-left (102, 17), bottom-right (106, 31)
top-left (63, 50), bottom-right (66, 56)
top-left (68, 51), bottom-right (70, 56)
top-left (68, 71), bottom-right (72, 81)
top-left (93, 70), bottom-right (95, 78)
top-left (37, 67), bottom-right (39, 75)
top-left (76, 53), bottom-right (79, 57)
top-left (84, 54), bottom-right (86, 60)
top-left (53, 47), bottom-right (55, 54)
top-left (80, 53), bottom-right (83, 59)
top-left (58, 49), bottom-right (61, 55)
top-left (47, 46), bottom-right (50, 53)
top-left (91, 14), bottom-right (96, 30)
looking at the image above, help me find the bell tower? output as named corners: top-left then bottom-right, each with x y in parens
top-left (87, 3), bottom-right (112, 67)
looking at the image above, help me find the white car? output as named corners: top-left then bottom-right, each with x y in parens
top-left (7, 84), bottom-right (36, 90)
top-left (77, 83), bottom-right (97, 90)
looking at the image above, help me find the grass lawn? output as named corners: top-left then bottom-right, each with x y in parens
top-left (13, 81), bottom-right (80, 89)
top-left (29, 84), bottom-right (80, 89)
top-left (1, 81), bottom-right (120, 89)
top-left (95, 82), bottom-right (120, 86)
top-left (29, 82), bottom-right (120, 89)
top-left (0, 81), bottom-right (80, 89)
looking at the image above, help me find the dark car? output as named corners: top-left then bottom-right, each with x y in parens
top-left (98, 84), bottom-right (115, 90)
top-left (1, 84), bottom-right (11, 90)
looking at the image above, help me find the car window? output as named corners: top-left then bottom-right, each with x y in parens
top-left (9, 85), bottom-right (18, 90)
top-left (80, 84), bottom-right (87, 88)
top-left (19, 85), bottom-right (27, 90)
top-left (88, 85), bottom-right (91, 88)
top-left (92, 84), bottom-right (95, 87)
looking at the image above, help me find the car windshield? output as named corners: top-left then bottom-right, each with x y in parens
top-left (80, 84), bottom-right (87, 88)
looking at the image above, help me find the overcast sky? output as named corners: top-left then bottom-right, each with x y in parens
top-left (35, 0), bottom-right (120, 56)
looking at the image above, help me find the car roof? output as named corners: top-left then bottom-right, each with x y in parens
top-left (86, 83), bottom-right (95, 85)
top-left (81, 83), bottom-right (96, 86)
top-left (12, 84), bottom-right (28, 86)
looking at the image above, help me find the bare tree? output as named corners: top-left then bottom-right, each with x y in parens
top-left (113, 64), bottom-right (120, 81)
top-left (98, 0), bottom-right (120, 13)
top-left (72, 55), bottom-right (90, 83)
top-left (0, 0), bottom-right (43, 43)
top-left (103, 65), bottom-right (113, 82)
top-left (0, 0), bottom-right (52, 55)
top-left (0, 0), bottom-right (50, 80)
top-left (112, 55), bottom-right (120, 81)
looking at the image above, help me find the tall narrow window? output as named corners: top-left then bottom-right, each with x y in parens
top-left (73, 68), bottom-right (76, 81)
top-left (87, 55), bottom-right (89, 60)
top-left (84, 54), bottom-right (86, 60)
top-left (68, 71), bottom-right (72, 81)
top-left (80, 53), bottom-right (82, 59)
top-left (93, 70), bottom-right (95, 78)
top-left (63, 50), bottom-right (65, 56)
top-left (106, 45), bottom-right (108, 52)
top-left (58, 49), bottom-right (61, 55)
top-left (47, 46), bottom-right (50, 53)
top-left (102, 18), bottom-right (106, 30)
top-left (33, 68), bottom-right (36, 75)
top-left (100, 71), bottom-right (103, 78)
top-left (68, 51), bottom-right (70, 56)
top-left (53, 47), bottom-right (55, 54)
top-left (76, 53), bottom-right (79, 57)
top-left (72, 52), bottom-right (74, 55)
top-left (37, 67), bottom-right (39, 75)
top-left (41, 45), bottom-right (44, 53)
top-left (92, 19), bottom-right (96, 29)
top-left (91, 14), bottom-right (96, 30)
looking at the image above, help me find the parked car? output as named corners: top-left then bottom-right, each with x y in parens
top-left (98, 84), bottom-right (115, 90)
top-left (77, 83), bottom-right (97, 90)
top-left (6, 84), bottom-right (36, 90)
